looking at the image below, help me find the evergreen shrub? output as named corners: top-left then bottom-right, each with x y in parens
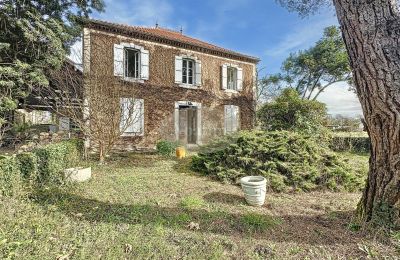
top-left (191, 131), bottom-right (366, 192)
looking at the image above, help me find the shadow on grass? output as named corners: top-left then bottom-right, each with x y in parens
top-left (172, 156), bottom-right (196, 174)
top-left (32, 189), bottom-right (359, 245)
top-left (203, 192), bottom-right (246, 206)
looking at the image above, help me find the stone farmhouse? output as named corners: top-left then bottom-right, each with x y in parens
top-left (82, 19), bottom-right (259, 149)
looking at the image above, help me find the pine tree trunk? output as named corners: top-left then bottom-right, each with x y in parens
top-left (333, 0), bottom-right (400, 228)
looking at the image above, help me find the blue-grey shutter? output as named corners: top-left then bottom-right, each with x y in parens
top-left (140, 50), bottom-right (149, 80)
top-left (222, 64), bottom-right (228, 90)
top-left (114, 44), bottom-right (124, 77)
top-left (175, 56), bottom-right (183, 83)
top-left (237, 68), bottom-right (243, 91)
top-left (195, 60), bottom-right (202, 86)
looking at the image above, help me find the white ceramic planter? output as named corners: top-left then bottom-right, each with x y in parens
top-left (240, 176), bottom-right (267, 206)
top-left (64, 167), bottom-right (91, 182)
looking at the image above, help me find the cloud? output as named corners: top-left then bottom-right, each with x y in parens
top-left (317, 82), bottom-right (363, 117)
top-left (266, 14), bottom-right (337, 57)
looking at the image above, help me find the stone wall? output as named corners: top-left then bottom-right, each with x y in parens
top-left (84, 28), bottom-right (257, 149)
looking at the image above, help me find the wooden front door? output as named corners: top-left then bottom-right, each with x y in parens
top-left (178, 106), bottom-right (197, 144)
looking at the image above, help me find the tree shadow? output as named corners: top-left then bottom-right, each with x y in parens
top-left (31, 189), bottom-right (373, 247)
top-left (203, 191), bottom-right (246, 206)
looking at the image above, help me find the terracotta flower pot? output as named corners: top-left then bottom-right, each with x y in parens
top-left (176, 146), bottom-right (186, 159)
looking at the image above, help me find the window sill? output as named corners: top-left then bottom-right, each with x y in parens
top-left (121, 132), bottom-right (144, 137)
top-left (121, 77), bottom-right (145, 83)
top-left (224, 89), bottom-right (239, 94)
top-left (179, 84), bottom-right (200, 89)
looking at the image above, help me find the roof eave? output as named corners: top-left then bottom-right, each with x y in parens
top-left (84, 19), bottom-right (260, 64)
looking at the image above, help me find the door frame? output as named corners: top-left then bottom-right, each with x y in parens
top-left (174, 101), bottom-right (202, 145)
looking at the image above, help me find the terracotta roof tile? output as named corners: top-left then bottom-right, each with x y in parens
top-left (85, 19), bottom-right (260, 63)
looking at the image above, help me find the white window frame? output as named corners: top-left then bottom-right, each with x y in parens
top-left (120, 98), bottom-right (145, 136)
top-left (221, 63), bottom-right (243, 92)
top-left (182, 58), bottom-right (195, 85)
top-left (227, 66), bottom-right (238, 91)
top-left (175, 55), bottom-right (202, 89)
top-left (114, 43), bottom-right (149, 82)
top-left (224, 105), bottom-right (240, 134)
top-left (124, 48), bottom-right (141, 79)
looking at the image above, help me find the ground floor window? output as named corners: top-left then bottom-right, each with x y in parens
top-left (224, 105), bottom-right (239, 134)
top-left (120, 98), bottom-right (144, 135)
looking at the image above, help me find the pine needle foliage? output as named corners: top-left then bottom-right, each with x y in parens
top-left (191, 131), bottom-right (366, 192)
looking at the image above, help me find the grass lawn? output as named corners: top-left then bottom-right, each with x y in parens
top-left (0, 152), bottom-right (398, 259)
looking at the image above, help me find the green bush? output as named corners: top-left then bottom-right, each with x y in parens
top-left (330, 136), bottom-right (370, 153)
top-left (0, 155), bottom-right (23, 197)
top-left (156, 140), bottom-right (179, 156)
top-left (0, 139), bottom-right (82, 197)
top-left (16, 152), bottom-right (38, 183)
top-left (33, 139), bottom-right (82, 186)
top-left (258, 89), bottom-right (328, 135)
top-left (191, 131), bottom-right (366, 192)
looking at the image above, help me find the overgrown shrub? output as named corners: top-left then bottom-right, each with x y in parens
top-left (258, 89), bottom-right (328, 135)
top-left (33, 139), bottom-right (82, 186)
top-left (16, 152), bottom-right (39, 183)
top-left (0, 139), bottom-right (82, 197)
top-left (156, 140), bottom-right (179, 156)
top-left (330, 136), bottom-right (370, 153)
top-left (191, 131), bottom-right (366, 192)
top-left (0, 155), bottom-right (23, 197)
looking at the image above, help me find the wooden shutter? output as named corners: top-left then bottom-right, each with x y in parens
top-left (232, 106), bottom-right (239, 131)
top-left (221, 64), bottom-right (228, 90)
top-left (237, 68), bottom-right (243, 91)
top-left (120, 98), bottom-right (130, 132)
top-left (114, 44), bottom-right (124, 76)
top-left (175, 56), bottom-right (183, 83)
top-left (120, 98), bottom-right (144, 135)
top-left (224, 105), bottom-right (231, 134)
top-left (140, 50), bottom-right (149, 80)
top-left (195, 60), bottom-right (202, 86)
top-left (132, 99), bottom-right (144, 135)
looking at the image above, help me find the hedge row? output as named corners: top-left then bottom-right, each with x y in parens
top-left (0, 139), bottom-right (83, 197)
top-left (330, 136), bottom-right (370, 153)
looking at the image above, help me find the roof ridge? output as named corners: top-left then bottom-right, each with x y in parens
top-left (85, 19), bottom-right (260, 63)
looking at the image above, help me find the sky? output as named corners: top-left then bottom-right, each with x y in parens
top-left (73, 0), bottom-right (363, 117)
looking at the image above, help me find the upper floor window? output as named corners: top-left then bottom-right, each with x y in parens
top-left (114, 43), bottom-right (149, 81)
top-left (227, 66), bottom-right (237, 90)
top-left (221, 64), bottom-right (243, 92)
top-left (182, 58), bottom-right (194, 85)
top-left (125, 48), bottom-right (140, 79)
top-left (175, 56), bottom-right (202, 87)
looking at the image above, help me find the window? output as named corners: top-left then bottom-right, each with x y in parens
top-left (114, 43), bottom-right (149, 80)
top-left (227, 67), bottom-right (237, 90)
top-left (224, 105), bottom-right (239, 134)
top-left (182, 58), bottom-right (194, 84)
top-left (221, 64), bottom-right (242, 91)
top-left (120, 98), bottom-right (144, 135)
top-left (125, 48), bottom-right (140, 79)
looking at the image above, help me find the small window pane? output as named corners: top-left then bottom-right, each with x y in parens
top-left (227, 67), bottom-right (237, 90)
top-left (125, 48), bottom-right (140, 78)
top-left (182, 58), bottom-right (195, 85)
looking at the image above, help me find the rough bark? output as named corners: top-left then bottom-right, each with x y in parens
top-left (333, 0), bottom-right (400, 228)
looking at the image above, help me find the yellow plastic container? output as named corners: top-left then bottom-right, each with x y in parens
top-left (176, 146), bottom-right (186, 159)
